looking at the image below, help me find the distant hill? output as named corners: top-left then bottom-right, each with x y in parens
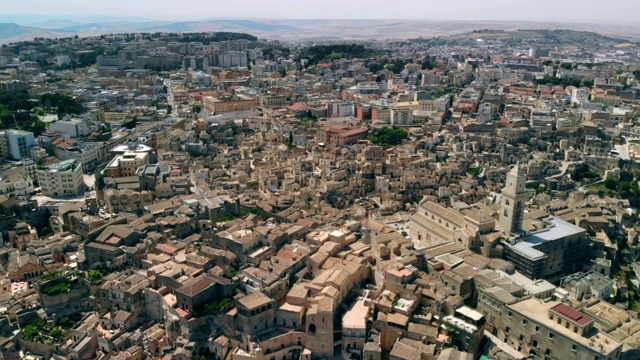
top-left (55, 21), bottom-right (171, 33)
top-left (0, 18), bottom-right (639, 44)
top-left (0, 23), bottom-right (69, 43)
top-left (137, 19), bottom-right (294, 34)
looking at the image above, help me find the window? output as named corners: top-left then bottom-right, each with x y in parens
top-left (549, 333), bottom-right (554, 340)
top-left (532, 340), bottom-right (538, 348)
top-left (535, 326), bottom-right (540, 333)
top-left (571, 345), bottom-right (577, 352)
top-left (508, 312), bottom-right (512, 318)
top-left (522, 320), bottom-right (528, 326)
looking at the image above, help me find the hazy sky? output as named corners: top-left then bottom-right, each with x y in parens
top-left (3, 0), bottom-right (639, 22)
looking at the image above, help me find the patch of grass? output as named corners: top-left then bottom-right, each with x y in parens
top-left (41, 278), bottom-right (79, 296)
top-left (195, 297), bottom-right (234, 316)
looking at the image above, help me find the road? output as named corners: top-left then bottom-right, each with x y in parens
top-left (164, 79), bottom-right (176, 111)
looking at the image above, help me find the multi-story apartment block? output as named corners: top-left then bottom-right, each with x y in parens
top-left (105, 151), bottom-right (149, 178)
top-left (36, 159), bottom-right (84, 197)
top-left (217, 51), bottom-right (247, 68)
top-left (3, 129), bottom-right (35, 160)
top-left (49, 118), bottom-right (90, 138)
top-left (56, 144), bottom-right (101, 173)
top-left (328, 101), bottom-right (355, 118)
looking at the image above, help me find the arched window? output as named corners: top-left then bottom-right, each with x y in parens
top-left (308, 324), bottom-right (316, 334)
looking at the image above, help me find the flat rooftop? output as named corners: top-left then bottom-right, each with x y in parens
top-left (505, 271), bottom-right (556, 295)
top-left (342, 297), bottom-right (368, 330)
top-left (508, 298), bottom-right (620, 356)
top-left (434, 253), bottom-right (464, 267)
top-left (505, 217), bottom-right (585, 260)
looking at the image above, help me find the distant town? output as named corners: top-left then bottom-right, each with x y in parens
top-left (0, 27), bottom-right (638, 360)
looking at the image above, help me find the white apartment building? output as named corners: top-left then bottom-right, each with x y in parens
top-left (49, 118), bottom-right (90, 138)
top-left (217, 51), bottom-right (247, 68)
top-left (328, 101), bottom-right (355, 118)
top-left (36, 159), bottom-right (84, 198)
top-left (56, 145), bottom-right (101, 173)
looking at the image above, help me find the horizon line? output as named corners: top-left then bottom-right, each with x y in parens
top-left (2, 16), bottom-right (640, 25)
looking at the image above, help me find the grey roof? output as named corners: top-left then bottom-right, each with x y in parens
top-left (505, 217), bottom-right (586, 260)
top-left (484, 286), bottom-right (517, 303)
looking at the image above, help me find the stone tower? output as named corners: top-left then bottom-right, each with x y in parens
top-left (499, 164), bottom-right (527, 236)
top-left (94, 168), bottom-right (105, 204)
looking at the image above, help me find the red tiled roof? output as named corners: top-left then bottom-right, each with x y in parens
top-left (175, 307), bottom-right (189, 317)
top-left (550, 303), bottom-right (593, 326)
top-left (276, 249), bottom-right (299, 261)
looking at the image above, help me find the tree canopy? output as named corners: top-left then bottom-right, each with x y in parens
top-left (533, 77), bottom-right (584, 87)
top-left (39, 93), bottom-right (85, 115)
top-left (368, 127), bottom-right (409, 146)
top-left (302, 44), bottom-right (379, 65)
top-left (0, 90), bottom-right (84, 134)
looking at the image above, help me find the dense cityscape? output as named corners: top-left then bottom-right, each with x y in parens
top-left (0, 22), bottom-right (638, 360)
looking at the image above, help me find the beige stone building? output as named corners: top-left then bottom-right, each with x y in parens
top-left (484, 297), bottom-right (622, 360)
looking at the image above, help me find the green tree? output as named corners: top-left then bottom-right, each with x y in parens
top-left (368, 127), bottom-right (409, 146)
top-left (0, 104), bottom-right (12, 129)
top-left (39, 93), bottom-right (84, 115)
top-left (49, 328), bottom-right (62, 339)
top-left (619, 181), bottom-right (633, 195)
top-left (24, 325), bottom-right (38, 338)
top-left (432, 89), bottom-right (446, 100)
top-left (192, 105), bottom-right (202, 114)
top-left (88, 269), bottom-right (103, 284)
top-left (279, 67), bottom-right (287, 77)
top-left (32, 120), bottom-right (47, 136)
top-left (604, 177), bottom-right (618, 190)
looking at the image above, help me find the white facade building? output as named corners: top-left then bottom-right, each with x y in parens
top-left (36, 159), bottom-right (84, 198)
top-left (49, 119), bottom-right (91, 138)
